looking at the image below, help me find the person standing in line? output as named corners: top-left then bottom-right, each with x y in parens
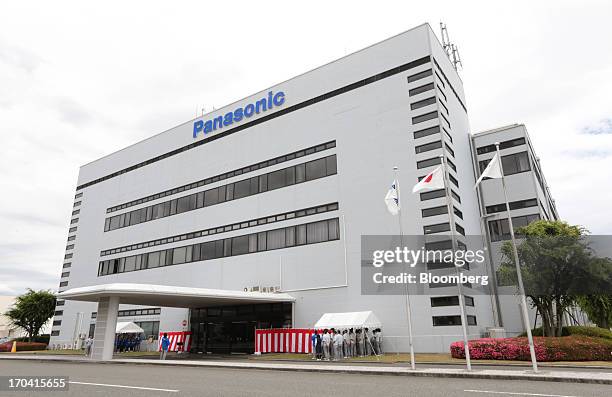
top-left (333, 329), bottom-right (344, 361)
top-left (311, 331), bottom-right (318, 360)
top-left (355, 329), bottom-right (363, 357)
top-left (315, 331), bottom-right (322, 360)
top-left (375, 328), bottom-right (383, 356)
top-left (321, 329), bottom-right (331, 361)
top-left (349, 328), bottom-right (356, 358)
top-left (160, 333), bottom-right (170, 360)
top-left (342, 330), bottom-right (349, 358)
top-left (329, 328), bottom-right (335, 360)
top-left (365, 328), bottom-right (373, 356)
top-left (371, 329), bottom-right (379, 355)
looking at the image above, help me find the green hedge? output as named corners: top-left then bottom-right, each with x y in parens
top-left (520, 326), bottom-right (612, 339)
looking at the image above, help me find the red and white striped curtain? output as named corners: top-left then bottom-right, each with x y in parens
top-left (255, 328), bottom-right (314, 354)
top-left (158, 331), bottom-right (192, 352)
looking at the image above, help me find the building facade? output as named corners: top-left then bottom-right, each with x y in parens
top-left (50, 24), bottom-right (557, 354)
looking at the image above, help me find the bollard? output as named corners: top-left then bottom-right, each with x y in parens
top-left (11, 341), bottom-right (17, 353)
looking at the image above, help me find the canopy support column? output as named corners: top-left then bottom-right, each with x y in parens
top-left (91, 296), bottom-right (119, 361)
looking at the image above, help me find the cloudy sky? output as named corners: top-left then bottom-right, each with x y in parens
top-left (1, 1), bottom-right (611, 296)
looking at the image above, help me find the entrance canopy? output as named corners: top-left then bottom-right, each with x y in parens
top-left (115, 321), bottom-right (144, 334)
top-left (57, 283), bottom-right (295, 308)
top-left (314, 311), bottom-right (382, 329)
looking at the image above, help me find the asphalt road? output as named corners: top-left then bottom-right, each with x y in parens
top-left (0, 360), bottom-right (610, 397)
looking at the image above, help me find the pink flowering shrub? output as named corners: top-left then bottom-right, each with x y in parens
top-left (450, 336), bottom-right (612, 361)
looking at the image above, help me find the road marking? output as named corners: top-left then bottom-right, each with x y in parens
top-left (69, 381), bottom-right (179, 392)
top-left (464, 390), bottom-right (581, 397)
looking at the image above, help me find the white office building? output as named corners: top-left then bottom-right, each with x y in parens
top-left (50, 23), bottom-right (558, 359)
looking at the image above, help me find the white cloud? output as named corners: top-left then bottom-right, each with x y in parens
top-left (1, 0), bottom-right (611, 294)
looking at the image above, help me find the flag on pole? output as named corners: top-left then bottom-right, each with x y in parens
top-left (384, 180), bottom-right (400, 215)
top-left (474, 152), bottom-right (502, 188)
top-left (412, 165), bottom-right (445, 193)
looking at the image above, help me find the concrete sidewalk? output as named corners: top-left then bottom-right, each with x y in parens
top-left (1, 354), bottom-right (611, 385)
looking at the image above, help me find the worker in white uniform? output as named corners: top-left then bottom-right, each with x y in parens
top-left (321, 329), bottom-right (331, 361)
top-left (333, 329), bottom-right (344, 361)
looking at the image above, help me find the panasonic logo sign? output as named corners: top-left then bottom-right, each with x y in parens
top-left (193, 91), bottom-right (286, 139)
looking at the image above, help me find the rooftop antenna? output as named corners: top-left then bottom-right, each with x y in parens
top-left (439, 22), bottom-right (463, 71)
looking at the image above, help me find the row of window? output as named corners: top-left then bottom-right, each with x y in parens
top-left (433, 315), bottom-right (477, 326)
top-left (408, 82), bottom-right (434, 97)
top-left (101, 202), bottom-right (339, 256)
top-left (486, 198), bottom-right (538, 214)
top-left (91, 308), bottom-right (161, 319)
top-left (77, 56), bottom-right (431, 191)
top-left (419, 188), bottom-right (461, 204)
top-left (98, 218), bottom-right (340, 276)
top-left (104, 154), bottom-right (338, 232)
top-left (107, 141), bottom-right (336, 213)
top-left (431, 296), bottom-right (475, 307)
top-left (432, 58), bottom-right (468, 112)
top-left (488, 214), bottom-right (541, 242)
top-left (479, 151), bottom-right (531, 177)
top-left (421, 205), bottom-right (462, 219)
top-left (411, 96), bottom-right (436, 110)
top-left (476, 137), bottom-right (526, 155)
top-left (412, 110), bottom-right (438, 125)
top-left (423, 222), bottom-right (465, 236)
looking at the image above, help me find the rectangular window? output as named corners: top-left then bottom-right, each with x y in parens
top-left (415, 140), bottom-right (442, 154)
top-left (488, 214), bottom-right (540, 241)
top-left (69, 226), bottom-right (77, 232)
top-left (413, 125), bottom-right (440, 139)
top-left (407, 68), bottom-right (433, 83)
top-left (409, 82), bottom-right (434, 96)
top-left (53, 320), bottom-right (62, 326)
top-left (420, 189), bottom-right (445, 201)
top-left (477, 137), bottom-right (526, 155)
top-left (424, 222), bottom-right (450, 234)
top-left (61, 272), bottom-right (70, 278)
top-left (422, 205), bottom-right (448, 217)
top-left (305, 158), bottom-right (327, 180)
top-left (416, 156), bottom-right (442, 169)
top-left (54, 310), bottom-right (63, 316)
top-left (451, 190), bottom-right (461, 203)
top-left (75, 192), bottom-right (83, 199)
top-left (501, 151), bottom-right (531, 175)
top-left (412, 111), bottom-right (438, 124)
top-left (410, 96), bottom-right (436, 110)
top-left (433, 315), bottom-right (477, 326)
top-left (64, 253), bottom-right (72, 259)
top-left (59, 281), bottom-right (68, 287)
top-left (70, 218), bottom-right (78, 224)
top-left (73, 201), bottom-right (81, 207)
top-left (72, 209), bottom-right (80, 216)
top-left (486, 198), bottom-right (538, 214)
top-left (445, 143), bottom-right (455, 157)
top-left (232, 235), bottom-right (250, 255)
top-left (66, 244), bottom-right (74, 250)
top-left (454, 207), bottom-right (463, 219)
top-left (63, 262), bottom-right (71, 269)
top-left (67, 235), bottom-right (76, 242)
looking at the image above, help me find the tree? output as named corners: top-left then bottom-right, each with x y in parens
top-left (498, 220), bottom-right (612, 337)
top-left (4, 289), bottom-right (56, 341)
top-left (576, 295), bottom-right (612, 329)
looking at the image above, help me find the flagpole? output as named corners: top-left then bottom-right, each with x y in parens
top-left (495, 143), bottom-right (538, 373)
top-left (439, 155), bottom-right (472, 371)
top-left (393, 166), bottom-right (416, 370)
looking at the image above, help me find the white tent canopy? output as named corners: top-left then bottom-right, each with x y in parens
top-left (115, 321), bottom-right (144, 334)
top-left (314, 311), bottom-right (382, 329)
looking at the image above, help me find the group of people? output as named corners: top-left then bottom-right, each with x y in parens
top-left (311, 328), bottom-right (383, 361)
top-left (114, 333), bottom-right (142, 352)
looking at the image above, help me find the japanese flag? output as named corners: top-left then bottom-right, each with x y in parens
top-left (384, 180), bottom-right (400, 215)
top-left (412, 166), bottom-right (445, 193)
top-left (474, 152), bottom-right (502, 188)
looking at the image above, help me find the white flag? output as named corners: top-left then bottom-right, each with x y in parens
top-left (412, 165), bottom-right (445, 193)
top-left (385, 180), bottom-right (400, 215)
top-left (474, 152), bottom-right (503, 188)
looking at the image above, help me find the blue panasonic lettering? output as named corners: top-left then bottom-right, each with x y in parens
top-left (192, 91), bottom-right (286, 139)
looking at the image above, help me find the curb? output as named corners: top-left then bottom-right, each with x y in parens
top-left (2, 355), bottom-right (611, 385)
